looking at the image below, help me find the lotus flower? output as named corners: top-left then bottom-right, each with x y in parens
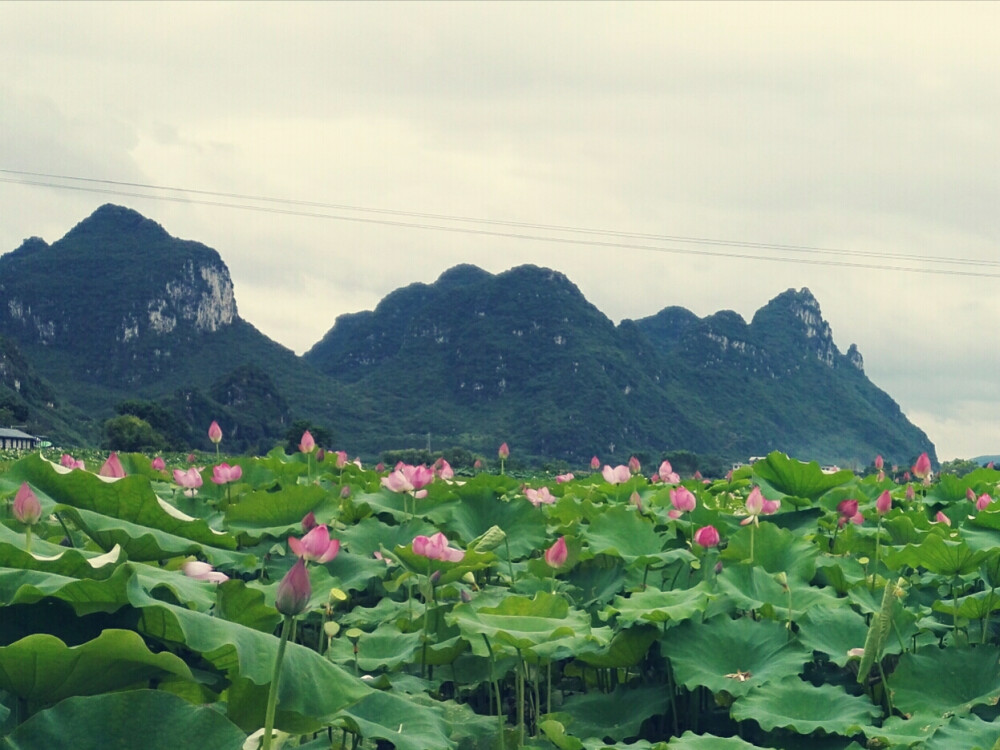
top-left (288, 524), bottom-right (340, 563)
top-left (544, 536), bottom-right (568, 568)
top-left (412, 532), bottom-right (464, 562)
top-left (182, 560), bottom-right (228, 583)
top-left (935, 510), bottom-right (951, 526)
top-left (874, 455), bottom-right (884, 471)
top-left (151, 456), bottom-right (166, 471)
top-left (876, 490), bottom-right (892, 515)
top-left (630, 490), bottom-right (642, 511)
top-left (208, 421), bottom-right (223, 444)
top-left (837, 499), bottom-right (863, 527)
top-left (299, 430), bottom-right (316, 454)
top-left (740, 486), bottom-right (779, 525)
top-left (334, 450), bottom-right (348, 469)
top-left (275, 557), bottom-right (311, 616)
top-left (173, 467), bottom-right (203, 496)
top-left (301, 511), bottom-right (317, 532)
top-left (211, 462), bottom-right (243, 485)
top-left (628, 456), bottom-right (641, 474)
top-left (60, 454), bottom-right (85, 470)
top-left (693, 525), bottom-right (720, 548)
top-left (977, 493), bottom-right (994, 511)
top-left (99, 453), bottom-right (125, 478)
top-left (669, 486), bottom-right (697, 514)
top-left (525, 486), bottom-right (556, 507)
top-left (905, 484), bottom-right (915, 501)
top-left (590, 456), bottom-right (600, 470)
top-left (498, 442), bottom-right (510, 459)
top-left (555, 472), bottom-right (574, 483)
top-left (13, 483), bottom-right (42, 525)
top-left (912, 452), bottom-right (932, 480)
top-left (657, 460), bottom-right (680, 484)
top-left (602, 465), bottom-right (631, 485)
top-left (434, 458), bottom-right (454, 480)
top-left (381, 463), bottom-right (434, 496)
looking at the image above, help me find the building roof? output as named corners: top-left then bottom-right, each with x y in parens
top-left (0, 428), bottom-right (37, 440)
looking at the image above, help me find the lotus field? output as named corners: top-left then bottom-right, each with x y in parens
top-left (4, 436), bottom-right (1000, 749)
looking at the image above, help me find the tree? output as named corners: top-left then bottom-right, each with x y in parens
top-left (103, 415), bottom-right (165, 452)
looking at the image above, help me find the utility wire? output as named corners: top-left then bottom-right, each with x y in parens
top-left (2, 169), bottom-right (999, 278)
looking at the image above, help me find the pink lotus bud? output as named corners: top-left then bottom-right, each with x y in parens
top-left (876, 490), bottom-right (892, 516)
top-left (837, 498), bottom-right (863, 527)
top-left (905, 484), bottom-right (915, 501)
top-left (967, 488), bottom-right (977, 503)
top-left (977, 493), bottom-right (993, 511)
top-left (602, 465), bottom-right (631, 485)
top-left (376, 462), bottom-right (386, 472)
top-left (13, 483), bottom-right (42, 525)
top-left (628, 456), bottom-right (641, 474)
top-left (544, 536), bottom-right (568, 568)
top-left (315, 448), bottom-right (326, 463)
top-left (745, 486), bottom-right (765, 515)
top-left (874, 454), bottom-right (884, 471)
top-left (288, 525), bottom-right (340, 563)
top-left (460, 588), bottom-right (472, 602)
top-left (656, 459), bottom-right (680, 484)
top-left (935, 511), bottom-right (951, 526)
top-left (99, 453), bottom-right (126, 479)
top-left (182, 560), bottom-right (228, 583)
top-left (473, 458), bottom-right (483, 470)
top-left (275, 558), bottom-right (311, 616)
top-left (498, 442), bottom-right (510, 459)
top-left (60, 453), bottom-right (84, 470)
top-left (590, 455), bottom-right (600, 470)
top-left (630, 491), bottom-right (642, 511)
top-left (334, 450), bottom-right (348, 469)
top-left (301, 512), bottom-right (317, 532)
top-left (151, 457), bottom-right (166, 471)
top-left (693, 525), bottom-right (720, 548)
top-left (912, 452), bottom-right (932, 480)
top-left (340, 485), bottom-right (351, 499)
top-left (669, 486), bottom-right (697, 513)
top-left (208, 421), bottom-right (223, 444)
top-left (299, 430), bottom-right (316, 454)
top-left (187, 453), bottom-right (197, 464)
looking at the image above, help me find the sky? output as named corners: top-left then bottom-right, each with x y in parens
top-left (2, 1), bottom-right (1000, 461)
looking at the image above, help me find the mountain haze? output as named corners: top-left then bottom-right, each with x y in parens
top-left (0, 205), bottom-right (935, 467)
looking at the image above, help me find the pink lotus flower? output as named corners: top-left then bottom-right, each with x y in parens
top-left (740, 486), bottom-right (779, 525)
top-left (935, 510), bottom-right (951, 526)
top-left (381, 463), bottom-right (435, 496)
top-left (99, 453), bottom-right (125, 479)
top-left (544, 536), bottom-right (568, 568)
top-left (525, 486), bottom-right (556, 507)
top-left (413, 532), bottom-right (464, 562)
top-left (590, 455), bottom-right (600, 470)
top-left (657, 460), bottom-right (680, 484)
top-left (334, 450), bottom-right (348, 469)
top-left (905, 484), bottom-right (915, 501)
top-left (301, 511), bottom-right (317, 532)
top-left (630, 490), bottom-right (642, 511)
top-left (340, 485), bottom-right (351, 499)
top-left (299, 430), bottom-right (316, 454)
top-left (376, 462), bottom-right (386, 472)
top-left (693, 525), bottom-right (720, 548)
top-left (837, 499), bottom-right (863, 527)
top-left (60, 454), bottom-right (85, 470)
top-left (208, 421), bottom-right (223, 444)
top-left (182, 560), bottom-right (228, 583)
top-left (211, 463), bottom-right (243, 485)
top-left (912, 452), bottom-right (932, 480)
top-left (173, 467), bottom-right (203, 496)
top-left (555, 472), bottom-right (574, 484)
top-left (13, 483), bottom-right (42, 525)
top-left (628, 456), bottom-right (641, 474)
top-left (876, 490), bottom-right (892, 516)
top-left (187, 453), bottom-right (198, 464)
top-left (498, 442), bottom-right (510, 459)
top-left (275, 557), bottom-right (311, 615)
top-left (977, 493), bottom-right (994, 511)
top-left (602, 464), bottom-right (631, 485)
top-left (151, 456), bottom-right (166, 471)
top-left (435, 458), bottom-right (454, 480)
top-left (669, 486), bottom-right (697, 514)
top-left (288, 524), bottom-right (340, 563)
top-left (874, 455), bottom-right (884, 471)
top-left (315, 447), bottom-right (326, 463)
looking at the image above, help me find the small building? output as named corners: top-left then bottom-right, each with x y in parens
top-left (0, 428), bottom-right (39, 451)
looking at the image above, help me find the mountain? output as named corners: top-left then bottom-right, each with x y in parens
top-left (1, 205), bottom-right (935, 467)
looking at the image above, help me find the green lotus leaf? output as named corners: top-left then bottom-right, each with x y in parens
top-left (447, 590), bottom-right (594, 659)
top-left (932, 589), bottom-right (1000, 620)
top-left (922, 713), bottom-right (1000, 750)
top-left (432, 477), bottom-right (547, 559)
top-left (222, 484), bottom-right (328, 538)
top-left (663, 731), bottom-right (761, 748)
top-left (55, 505), bottom-right (246, 567)
top-left (0, 564), bottom-right (133, 615)
top-left (883, 534), bottom-right (988, 576)
top-left (0, 522), bottom-right (124, 580)
top-left (0, 689), bottom-right (246, 750)
top-left (580, 506), bottom-right (683, 568)
top-left (214, 578), bottom-right (280, 633)
top-left (392, 543), bottom-right (496, 585)
top-left (7, 453), bottom-right (238, 549)
top-left (0, 630), bottom-right (192, 708)
top-left (924, 472), bottom-right (973, 505)
top-left (752, 451), bottom-right (854, 502)
top-left (547, 685), bottom-right (669, 743)
top-left (730, 676), bottom-right (881, 734)
top-left (797, 605), bottom-right (889, 667)
top-left (565, 559), bottom-right (629, 608)
top-left (576, 625), bottom-right (659, 668)
top-left (861, 713), bottom-right (949, 748)
top-left (327, 620), bottom-right (422, 672)
top-left (716, 562), bottom-right (840, 620)
top-left (603, 582), bottom-right (716, 628)
top-left (332, 689), bottom-right (458, 750)
top-left (337, 516), bottom-right (439, 559)
top-left (720, 522), bottom-right (818, 581)
top-left (661, 616), bottom-right (809, 698)
top-left (888, 645), bottom-right (1000, 717)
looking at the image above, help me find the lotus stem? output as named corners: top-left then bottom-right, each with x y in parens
top-left (482, 635), bottom-right (505, 739)
top-left (262, 614), bottom-right (293, 750)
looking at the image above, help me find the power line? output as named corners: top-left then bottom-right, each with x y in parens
top-left (2, 169), bottom-right (999, 278)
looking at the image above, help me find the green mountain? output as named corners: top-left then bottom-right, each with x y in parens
top-left (0, 205), bottom-right (935, 467)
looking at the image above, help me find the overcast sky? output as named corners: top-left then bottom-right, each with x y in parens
top-left (3, 1), bottom-right (1000, 461)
